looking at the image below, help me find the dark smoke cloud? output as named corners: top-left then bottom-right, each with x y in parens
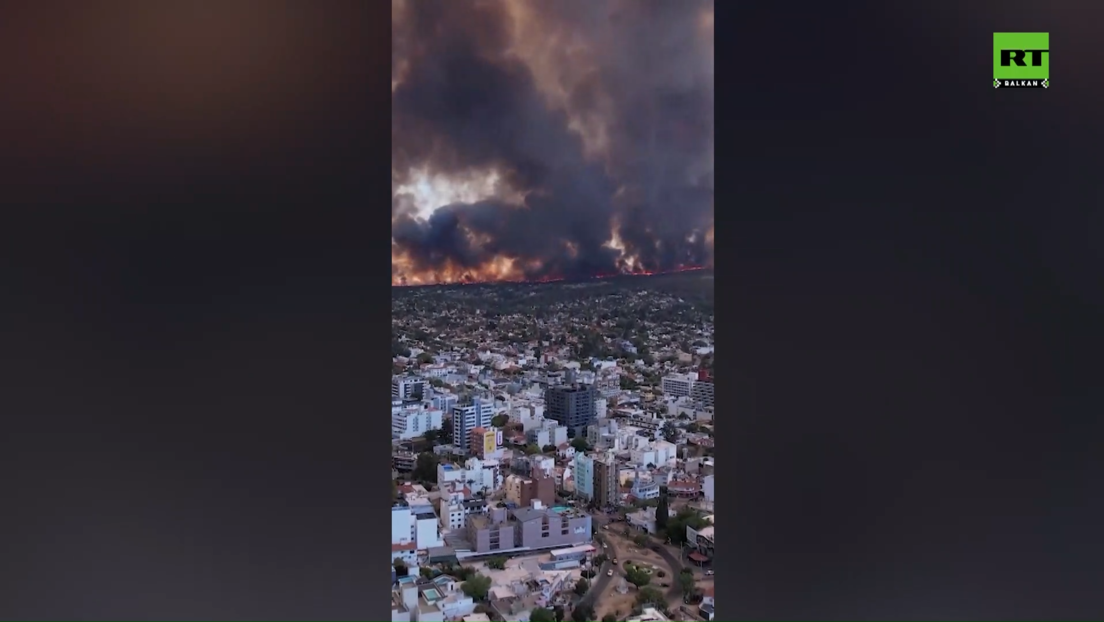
top-left (392, 0), bottom-right (713, 284)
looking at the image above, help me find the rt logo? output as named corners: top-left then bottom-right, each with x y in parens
top-left (993, 32), bottom-right (1049, 89)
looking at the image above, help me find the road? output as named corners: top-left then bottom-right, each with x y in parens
top-left (577, 551), bottom-right (612, 611)
top-left (589, 513), bottom-right (690, 614)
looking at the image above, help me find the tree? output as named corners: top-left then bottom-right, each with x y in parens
top-left (491, 414), bottom-right (510, 428)
top-left (461, 573), bottom-right (492, 601)
top-left (392, 339), bottom-right (411, 358)
top-left (530, 607), bottom-right (556, 622)
top-left (667, 507), bottom-right (710, 546)
top-left (542, 444), bottom-right (557, 453)
top-left (572, 603), bottom-right (595, 622)
top-left (424, 429), bottom-right (440, 445)
top-left (412, 452), bottom-right (439, 483)
top-left (525, 443), bottom-right (542, 455)
top-left (440, 418), bottom-right (453, 439)
top-left (660, 421), bottom-right (678, 442)
top-left (570, 436), bottom-right (590, 452)
top-left (392, 558), bottom-right (408, 577)
top-left (636, 586), bottom-right (665, 607)
top-left (452, 565), bottom-right (475, 581)
top-left (625, 565), bottom-right (651, 588)
top-left (633, 533), bottom-right (649, 547)
top-left (420, 567), bottom-right (435, 579)
top-left (655, 487), bottom-right (669, 531)
top-left (416, 352), bottom-right (434, 364)
top-left (602, 615), bottom-right (618, 622)
top-left (486, 557), bottom-right (506, 570)
top-left (574, 578), bottom-right (589, 596)
top-left (678, 569), bottom-right (696, 597)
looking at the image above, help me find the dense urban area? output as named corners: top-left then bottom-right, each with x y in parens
top-left (390, 271), bottom-right (716, 622)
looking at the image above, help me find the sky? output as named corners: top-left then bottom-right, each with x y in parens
top-left (391, 0), bottom-right (714, 285)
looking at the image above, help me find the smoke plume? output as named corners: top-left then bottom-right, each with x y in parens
top-left (392, 0), bottom-right (714, 285)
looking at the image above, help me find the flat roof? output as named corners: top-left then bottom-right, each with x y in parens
top-left (549, 544), bottom-right (595, 557)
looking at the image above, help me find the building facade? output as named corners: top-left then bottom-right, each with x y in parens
top-left (691, 378), bottom-right (714, 409)
top-left (660, 373), bottom-right (695, 399)
top-left (572, 453), bottom-right (595, 500)
top-left (452, 399), bottom-right (495, 450)
top-left (392, 401), bottom-right (444, 440)
top-left (593, 457), bottom-right (619, 508)
top-left (465, 506), bottom-right (592, 553)
top-left (393, 376), bottom-right (426, 402)
top-left (504, 473), bottom-right (556, 509)
top-left (544, 382), bottom-right (597, 437)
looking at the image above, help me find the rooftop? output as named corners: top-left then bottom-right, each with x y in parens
top-left (628, 606), bottom-right (670, 621)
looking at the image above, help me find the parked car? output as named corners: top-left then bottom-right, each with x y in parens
top-left (705, 570), bottom-right (714, 576)
top-left (607, 569), bottom-right (614, 577)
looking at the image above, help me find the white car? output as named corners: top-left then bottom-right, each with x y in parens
top-left (607, 569), bottom-right (614, 577)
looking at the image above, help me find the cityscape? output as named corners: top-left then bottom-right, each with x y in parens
top-left (390, 273), bottom-right (715, 622)
top-left (392, 1), bottom-right (713, 620)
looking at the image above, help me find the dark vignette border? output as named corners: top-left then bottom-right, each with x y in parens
top-left (0, 1), bottom-right (392, 619)
top-left (721, 1), bottom-right (1104, 619)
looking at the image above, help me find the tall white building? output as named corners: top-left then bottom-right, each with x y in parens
top-left (391, 505), bottom-right (418, 566)
top-left (452, 398), bottom-right (494, 450)
top-left (391, 503), bottom-right (443, 566)
top-left (392, 402), bottom-right (444, 440)
top-left (660, 373), bottom-right (696, 399)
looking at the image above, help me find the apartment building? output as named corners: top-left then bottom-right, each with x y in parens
top-left (466, 505), bottom-right (592, 554)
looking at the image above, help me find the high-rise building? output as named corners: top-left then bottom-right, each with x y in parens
top-left (573, 453), bottom-right (595, 500)
top-left (593, 456), bottom-right (619, 508)
top-left (452, 398), bottom-right (494, 451)
top-left (691, 378), bottom-right (714, 409)
top-left (392, 376), bottom-right (425, 402)
top-left (544, 373), bottom-right (597, 437)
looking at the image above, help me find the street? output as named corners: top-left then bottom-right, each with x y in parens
top-left (589, 512), bottom-right (690, 618)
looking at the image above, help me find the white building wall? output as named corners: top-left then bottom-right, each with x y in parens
top-left (392, 507), bottom-right (413, 544)
top-left (415, 516), bottom-right (442, 549)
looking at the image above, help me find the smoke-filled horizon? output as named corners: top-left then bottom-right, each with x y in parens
top-left (392, 0), bottom-right (714, 285)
